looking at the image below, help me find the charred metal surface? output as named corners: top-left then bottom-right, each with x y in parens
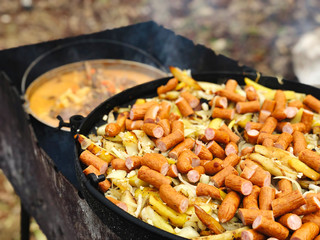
top-left (0, 72), bottom-right (120, 240)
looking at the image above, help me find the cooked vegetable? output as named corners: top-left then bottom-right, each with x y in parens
top-left (78, 71), bottom-right (320, 239)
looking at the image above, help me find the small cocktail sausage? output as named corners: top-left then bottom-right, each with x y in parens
top-left (79, 150), bottom-right (109, 174)
top-left (159, 184), bottom-right (189, 213)
top-left (252, 215), bottom-right (289, 240)
top-left (137, 166), bottom-right (171, 189)
top-left (218, 191), bottom-right (241, 223)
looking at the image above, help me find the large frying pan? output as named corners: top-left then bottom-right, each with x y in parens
top-left (73, 72), bottom-right (320, 240)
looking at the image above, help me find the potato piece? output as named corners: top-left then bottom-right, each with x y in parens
top-left (141, 206), bottom-right (175, 234)
top-left (176, 226), bottom-right (200, 238)
top-left (149, 195), bottom-right (187, 227)
top-left (120, 190), bottom-right (137, 215)
top-left (193, 227), bottom-right (249, 240)
top-left (77, 134), bottom-right (115, 163)
top-left (208, 118), bottom-right (223, 129)
top-left (128, 174), bottom-right (149, 187)
top-left (134, 187), bottom-right (159, 199)
top-left (170, 66), bottom-right (203, 90)
top-left (288, 158), bottom-right (320, 181)
top-left (249, 153), bottom-right (297, 179)
top-left (120, 131), bottom-right (139, 156)
top-left (194, 205), bottom-right (225, 234)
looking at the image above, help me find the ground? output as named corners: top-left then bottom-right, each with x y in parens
top-left (0, 0), bottom-right (319, 239)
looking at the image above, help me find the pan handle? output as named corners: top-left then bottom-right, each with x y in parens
top-left (57, 115), bottom-right (85, 134)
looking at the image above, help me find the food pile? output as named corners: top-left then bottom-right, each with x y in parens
top-left (76, 67), bottom-right (320, 240)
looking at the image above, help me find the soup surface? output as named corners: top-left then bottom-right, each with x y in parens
top-left (25, 60), bottom-right (167, 128)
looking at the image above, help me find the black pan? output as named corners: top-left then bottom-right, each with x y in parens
top-left (74, 72), bottom-right (320, 240)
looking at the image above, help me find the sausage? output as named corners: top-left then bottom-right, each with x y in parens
top-left (176, 149), bottom-right (199, 174)
top-left (137, 166), bottom-right (171, 189)
top-left (180, 91), bottom-right (200, 109)
top-left (130, 101), bottom-right (157, 120)
top-left (79, 150), bottom-right (109, 174)
top-left (187, 166), bottom-right (205, 183)
top-left (157, 101), bottom-right (171, 119)
top-left (116, 111), bottom-right (129, 132)
top-left (240, 146), bottom-right (254, 156)
top-left (225, 142), bottom-right (239, 156)
top-left (175, 97), bottom-right (194, 116)
top-left (271, 90), bottom-right (287, 121)
top-left (171, 120), bottom-right (184, 134)
top-left (125, 156), bottom-right (143, 170)
top-left (196, 182), bottom-right (222, 200)
top-left (168, 138), bottom-right (195, 159)
top-left (111, 158), bottom-right (129, 172)
top-left (271, 190), bottom-right (306, 218)
top-left (240, 166), bottom-right (256, 180)
top-left (159, 184), bottom-right (189, 213)
top-left (245, 85), bottom-right (259, 101)
top-left (273, 132), bottom-right (293, 150)
top-left (210, 96), bottom-right (228, 108)
top-left (245, 122), bottom-right (263, 132)
top-left (83, 165), bottom-right (111, 192)
top-left (291, 222), bottom-right (319, 240)
top-left (166, 164), bottom-right (178, 178)
top-left (241, 229), bottom-right (266, 240)
top-left (204, 128), bottom-right (230, 144)
top-left (257, 132), bottom-right (279, 145)
top-left (211, 107), bottom-right (235, 120)
top-left (252, 215), bottom-right (289, 240)
top-left (157, 118), bottom-right (171, 136)
top-left (303, 94), bottom-right (320, 113)
top-left (260, 116), bottom-right (278, 134)
top-left (299, 149), bottom-right (320, 172)
top-left (284, 106), bottom-right (298, 118)
top-left (142, 123), bottom-right (164, 138)
top-left (236, 100), bottom-right (260, 114)
top-left (225, 79), bottom-right (238, 92)
top-left (293, 131), bottom-right (307, 156)
top-left (219, 123), bottom-right (240, 143)
top-left (244, 129), bottom-right (260, 145)
top-left (221, 153), bottom-right (240, 168)
top-left (278, 213), bottom-right (302, 231)
top-left (141, 153), bottom-right (169, 175)
top-left (125, 119), bottom-right (144, 130)
top-left (262, 138), bottom-right (274, 147)
top-left (288, 99), bottom-right (304, 109)
top-left (249, 167), bottom-right (271, 187)
top-left (276, 179), bottom-right (292, 198)
top-left (211, 165), bottom-right (239, 188)
top-left (258, 110), bottom-right (272, 123)
top-left (105, 123), bottom-right (121, 137)
top-left (203, 158), bottom-right (223, 175)
top-left (225, 175), bottom-right (253, 195)
top-left (301, 109), bottom-right (314, 133)
top-left (144, 104), bottom-right (160, 123)
top-left (106, 196), bottom-right (128, 212)
top-left (216, 89), bottom-right (246, 102)
top-left (259, 186), bottom-right (276, 210)
top-left (194, 141), bottom-right (213, 160)
top-left (157, 77), bottom-right (178, 95)
top-left (207, 140), bottom-right (226, 159)
top-left (238, 208), bottom-right (274, 225)
top-left (276, 122), bottom-right (293, 133)
top-left (168, 112), bottom-right (180, 123)
top-left (243, 185), bottom-right (260, 209)
top-left (156, 129), bottom-right (184, 152)
top-left (261, 99), bottom-right (276, 112)
top-left (218, 191), bottom-right (241, 223)
top-left (302, 212), bottom-right (320, 228)
top-left (292, 196), bottom-right (320, 216)
top-left (291, 122), bottom-right (307, 133)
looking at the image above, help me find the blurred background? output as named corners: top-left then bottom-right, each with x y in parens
top-left (0, 0), bottom-right (319, 239)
